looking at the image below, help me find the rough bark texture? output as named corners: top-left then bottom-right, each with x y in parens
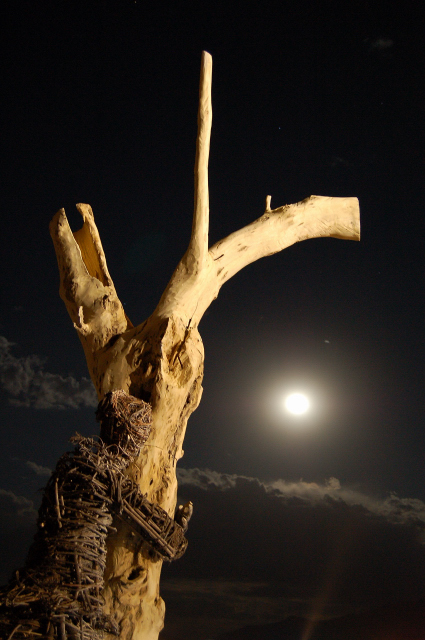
top-left (8, 51), bottom-right (360, 639)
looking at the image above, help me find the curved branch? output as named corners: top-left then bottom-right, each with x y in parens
top-left (154, 195), bottom-right (360, 327)
top-left (209, 194), bottom-right (360, 286)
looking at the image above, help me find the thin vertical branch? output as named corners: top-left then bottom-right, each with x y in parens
top-left (188, 51), bottom-right (212, 270)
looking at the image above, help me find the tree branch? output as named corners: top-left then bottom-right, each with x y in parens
top-left (49, 204), bottom-right (131, 363)
top-left (72, 203), bottom-right (114, 287)
top-left (186, 51), bottom-right (212, 271)
top-left (153, 195), bottom-right (360, 327)
top-left (50, 53), bottom-right (360, 377)
top-left (209, 194), bottom-right (360, 286)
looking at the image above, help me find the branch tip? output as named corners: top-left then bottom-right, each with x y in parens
top-left (265, 196), bottom-right (272, 212)
top-left (188, 51), bottom-right (213, 270)
top-left (201, 50), bottom-right (212, 66)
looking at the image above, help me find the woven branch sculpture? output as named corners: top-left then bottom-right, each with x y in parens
top-left (0, 391), bottom-right (191, 639)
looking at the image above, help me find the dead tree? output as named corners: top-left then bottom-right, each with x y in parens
top-left (3, 52), bottom-right (360, 639)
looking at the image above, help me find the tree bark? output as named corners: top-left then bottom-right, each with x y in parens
top-left (47, 51), bottom-right (360, 639)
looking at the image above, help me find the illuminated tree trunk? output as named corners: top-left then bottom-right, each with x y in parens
top-left (47, 52), bottom-right (360, 639)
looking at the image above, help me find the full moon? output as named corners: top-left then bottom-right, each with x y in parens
top-left (285, 393), bottom-right (310, 415)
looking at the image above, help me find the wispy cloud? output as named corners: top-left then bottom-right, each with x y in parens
top-left (177, 467), bottom-right (425, 530)
top-left (177, 467), bottom-right (246, 491)
top-left (364, 37), bottom-right (394, 56)
top-left (369, 37), bottom-right (394, 50)
top-left (26, 461), bottom-right (52, 477)
top-left (0, 336), bottom-right (97, 409)
top-left (0, 488), bottom-right (37, 519)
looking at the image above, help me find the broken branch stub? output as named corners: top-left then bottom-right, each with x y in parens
top-left (49, 203), bottom-right (132, 393)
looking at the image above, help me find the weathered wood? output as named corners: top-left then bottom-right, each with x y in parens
top-left (155, 193), bottom-right (360, 327)
top-left (190, 50), bottom-right (212, 271)
top-left (0, 394), bottom-right (189, 639)
top-left (48, 51), bottom-right (359, 640)
top-left (2, 51), bottom-right (360, 640)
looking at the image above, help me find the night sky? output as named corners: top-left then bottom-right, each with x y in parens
top-left (1, 1), bottom-right (424, 638)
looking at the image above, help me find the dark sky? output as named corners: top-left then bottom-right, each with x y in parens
top-left (1, 1), bottom-right (424, 638)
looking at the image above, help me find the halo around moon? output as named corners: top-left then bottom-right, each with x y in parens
top-left (284, 393), bottom-right (310, 415)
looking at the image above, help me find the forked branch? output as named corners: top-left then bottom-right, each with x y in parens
top-left (49, 203), bottom-right (130, 368)
top-left (50, 51), bottom-right (360, 358)
top-left (152, 52), bottom-right (360, 327)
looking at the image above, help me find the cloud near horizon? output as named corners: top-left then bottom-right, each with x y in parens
top-left (26, 460), bottom-right (52, 477)
top-left (0, 489), bottom-right (37, 520)
top-left (0, 336), bottom-right (97, 409)
top-left (1, 464), bottom-right (424, 633)
top-left (177, 467), bottom-right (425, 530)
top-left (160, 468), bottom-right (425, 636)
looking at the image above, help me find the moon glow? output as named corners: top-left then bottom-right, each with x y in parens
top-left (285, 393), bottom-right (310, 415)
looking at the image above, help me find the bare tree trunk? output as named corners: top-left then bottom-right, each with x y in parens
top-left (3, 52), bottom-right (360, 640)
